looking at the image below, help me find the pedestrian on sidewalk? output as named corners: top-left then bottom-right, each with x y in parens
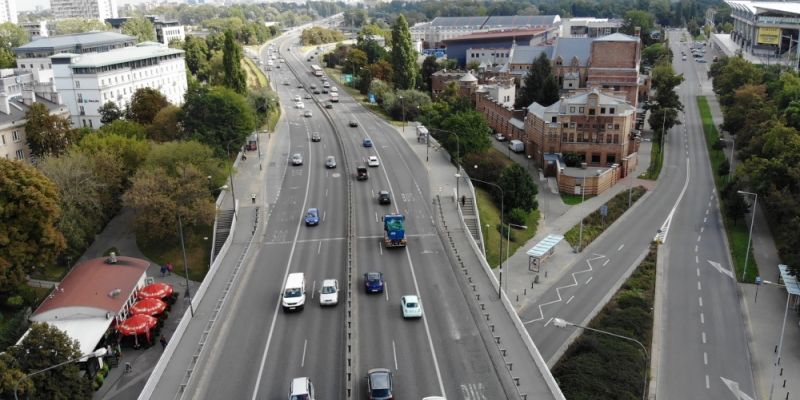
top-left (251, 193), bottom-right (256, 204)
top-left (159, 335), bottom-right (168, 350)
top-left (461, 195), bottom-right (466, 207)
top-left (166, 262), bottom-right (173, 276)
top-left (160, 264), bottom-right (167, 277)
top-left (124, 362), bottom-right (132, 373)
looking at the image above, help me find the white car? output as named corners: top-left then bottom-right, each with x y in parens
top-left (330, 86), bottom-right (338, 93)
top-left (319, 279), bottom-right (339, 306)
top-left (368, 156), bottom-right (379, 167)
top-left (295, 101), bottom-right (305, 109)
top-left (401, 295), bottom-right (422, 318)
top-left (291, 153), bottom-right (303, 166)
top-left (304, 110), bottom-right (313, 118)
top-left (294, 95), bottom-right (301, 102)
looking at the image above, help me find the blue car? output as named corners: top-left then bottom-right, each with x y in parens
top-left (363, 138), bottom-right (373, 147)
top-left (364, 272), bottom-right (384, 293)
top-left (304, 208), bottom-right (320, 226)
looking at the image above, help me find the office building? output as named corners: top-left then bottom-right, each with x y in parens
top-left (50, 0), bottom-right (118, 21)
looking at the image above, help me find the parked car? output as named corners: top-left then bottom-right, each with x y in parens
top-left (401, 295), bottom-right (422, 318)
top-left (363, 138), bottom-right (373, 147)
top-left (368, 156), bottom-right (380, 167)
top-left (378, 190), bottom-right (391, 205)
top-left (494, 133), bottom-right (506, 141)
top-left (325, 156), bottom-right (337, 169)
top-left (366, 368), bottom-right (393, 400)
top-left (291, 153), bottom-right (303, 166)
top-left (319, 279), bottom-right (339, 306)
top-left (304, 208), bottom-right (320, 226)
top-left (364, 272), bottom-right (384, 293)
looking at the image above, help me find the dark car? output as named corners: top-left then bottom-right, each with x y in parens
top-left (304, 208), bottom-right (320, 226)
top-left (378, 190), bottom-right (391, 205)
top-left (349, 120), bottom-right (359, 127)
top-left (366, 368), bottom-right (393, 400)
top-left (364, 272), bottom-right (384, 293)
top-left (362, 138), bottom-right (373, 148)
top-left (322, 88), bottom-right (329, 94)
top-left (311, 132), bottom-right (321, 142)
top-left (297, 84), bottom-right (304, 88)
top-left (313, 89), bottom-right (321, 94)
top-left (325, 103), bottom-right (333, 109)
top-left (309, 84), bottom-right (317, 90)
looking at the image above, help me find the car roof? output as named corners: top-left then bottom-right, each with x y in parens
top-left (369, 155), bottom-right (378, 159)
top-left (368, 368), bottom-right (391, 388)
top-left (322, 279), bottom-right (337, 286)
top-left (366, 272), bottom-right (381, 279)
top-left (290, 377), bottom-right (309, 393)
top-left (379, 190), bottom-right (389, 195)
top-left (403, 295), bottom-right (419, 302)
top-left (308, 208), bottom-right (318, 213)
top-left (293, 153), bottom-right (301, 157)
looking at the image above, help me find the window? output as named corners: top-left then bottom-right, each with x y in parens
top-left (600, 107), bottom-right (606, 114)
top-left (82, 119), bottom-right (87, 127)
top-left (89, 119), bottom-right (93, 128)
top-left (15, 149), bottom-right (24, 160)
top-left (607, 124), bottom-right (614, 130)
top-left (77, 93), bottom-right (83, 103)
top-left (570, 107), bottom-right (575, 113)
top-left (588, 108), bottom-right (595, 115)
top-left (579, 107), bottom-right (584, 113)
top-left (570, 122), bottom-right (576, 128)
top-left (12, 131), bottom-right (19, 142)
top-left (563, 123), bottom-right (569, 128)
top-left (551, 116), bottom-right (557, 123)
top-left (614, 124), bottom-right (620, 130)
top-left (75, 80), bottom-right (80, 88)
top-left (1, 134), bottom-right (5, 145)
top-left (607, 154), bottom-right (616, 164)
top-left (79, 105), bottom-right (85, 115)
top-left (610, 107), bottom-right (615, 114)
top-left (591, 153), bottom-right (601, 163)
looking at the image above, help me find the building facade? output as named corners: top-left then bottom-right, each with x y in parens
top-left (19, 21), bottom-right (49, 39)
top-left (525, 89), bottom-right (635, 172)
top-left (50, 0), bottom-right (118, 21)
top-left (411, 15), bottom-right (561, 49)
top-left (52, 42), bottom-right (187, 128)
top-left (560, 18), bottom-right (622, 38)
top-left (0, 0), bottom-right (17, 24)
top-left (585, 33), bottom-right (642, 107)
top-left (13, 32), bottom-right (137, 78)
top-left (725, 0), bottom-right (800, 57)
top-left (155, 20), bottom-right (185, 45)
top-left (444, 28), bottom-right (554, 66)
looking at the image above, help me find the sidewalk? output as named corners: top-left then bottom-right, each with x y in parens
top-left (705, 90), bottom-right (800, 400)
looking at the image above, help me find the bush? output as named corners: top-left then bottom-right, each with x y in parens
top-left (712, 139), bottom-right (725, 150)
top-left (508, 208), bottom-right (527, 226)
top-left (5, 295), bottom-right (23, 308)
top-left (718, 159), bottom-right (730, 176)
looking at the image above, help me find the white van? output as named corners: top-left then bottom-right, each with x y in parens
top-left (508, 139), bottom-right (524, 153)
top-left (288, 377), bottom-right (315, 400)
top-left (282, 273), bottom-right (306, 312)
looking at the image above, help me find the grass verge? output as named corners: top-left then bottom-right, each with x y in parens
top-left (560, 192), bottom-right (588, 205)
top-left (137, 224), bottom-right (213, 282)
top-left (475, 187), bottom-right (540, 268)
top-left (640, 140), bottom-right (663, 180)
top-left (552, 243), bottom-right (657, 399)
top-left (242, 58), bottom-right (268, 89)
top-left (564, 186), bottom-right (648, 250)
top-left (696, 96), bottom-right (758, 282)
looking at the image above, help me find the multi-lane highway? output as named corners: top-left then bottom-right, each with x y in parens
top-left (184, 26), bottom-right (515, 399)
top-left (520, 29), bottom-right (755, 399)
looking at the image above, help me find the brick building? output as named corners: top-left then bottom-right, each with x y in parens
top-left (525, 88), bottom-right (636, 175)
top-left (585, 33), bottom-right (642, 106)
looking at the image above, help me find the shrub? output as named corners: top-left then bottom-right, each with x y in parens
top-left (508, 208), bottom-right (527, 226)
top-left (718, 159), bottom-right (730, 176)
top-left (5, 295), bottom-right (23, 308)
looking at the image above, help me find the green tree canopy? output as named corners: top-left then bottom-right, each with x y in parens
top-left (711, 57), bottom-right (763, 107)
top-left (390, 15), bottom-right (418, 90)
top-left (121, 15), bottom-right (156, 42)
top-left (181, 86), bottom-right (256, 154)
top-left (437, 111), bottom-right (491, 161)
top-left (148, 105), bottom-right (184, 142)
top-left (621, 10), bottom-right (655, 45)
top-left (498, 164), bottom-right (538, 212)
top-left (515, 52), bottom-right (559, 108)
top-left (128, 88), bottom-right (170, 125)
top-left (0, 23), bottom-right (29, 68)
top-left (98, 101), bottom-right (123, 124)
top-left (98, 119), bottom-right (147, 139)
top-left (183, 36), bottom-right (210, 77)
top-left (24, 103), bottom-right (80, 158)
top-left (0, 159), bottom-right (66, 293)
top-left (77, 132), bottom-right (150, 181)
top-left (222, 29), bottom-right (247, 94)
top-left (300, 26), bottom-right (344, 45)
top-left (9, 323), bottom-right (92, 400)
top-left (420, 55), bottom-right (439, 92)
top-left (53, 18), bottom-right (110, 34)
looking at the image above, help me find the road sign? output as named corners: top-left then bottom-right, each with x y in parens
top-left (368, 93), bottom-right (376, 104)
top-left (343, 74), bottom-right (353, 83)
top-left (600, 204), bottom-right (608, 216)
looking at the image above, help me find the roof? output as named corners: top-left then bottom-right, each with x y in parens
top-left (54, 43), bottom-right (184, 68)
top-left (553, 37), bottom-right (594, 64)
top-left (444, 28), bottom-right (547, 43)
top-left (429, 16), bottom-right (490, 27)
top-left (511, 45), bottom-right (552, 64)
top-left (31, 256), bottom-right (150, 321)
top-left (726, 0), bottom-right (800, 16)
top-left (778, 265), bottom-right (800, 295)
top-left (460, 72), bottom-right (478, 82)
top-left (510, 118), bottom-right (524, 129)
top-left (484, 15), bottom-right (560, 28)
top-left (594, 32), bottom-right (640, 42)
top-left (0, 95), bottom-right (69, 126)
top-left (14, 31), bottom-right (136, 53)
top-left (527, 234), bottom-right (564, 258)
top-left (527, 88), bottom-right (632, 116)
top-left (44, 318), bottom-right (113, 355)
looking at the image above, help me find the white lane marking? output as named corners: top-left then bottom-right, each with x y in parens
top-left (566, 296), bottom-right (574, 304)
top-left (697, 268), bottom-right (700, 276)
top-left (697, 281), bottom-right (702, 291)
top-left (523, 254), bottom-right (606, 324)
top-left (695, 256), bottom-right (699, 264)
top-left (378, 241), bottom-right (383, 255)
top-left (707, 260), bottom-right (735, 279)
top-left (656, 161), bottom-right (691, 244)
top-left (708, 201), bottom-right (712, 207)
top-left (322, 211), bottom-right (326, 222)
top-left (704, 352), bottom-right (708, 365)
top-left (375, 212), bottom-right (378, 223)
top-left (706, 209), bottom-right (709, 215)
top-left (702, 332), bottom-right (707, 344)
top-left (700, 313), bottom-right (705, 324)
top-left (617, 244), bottom-right (625, 251)
top-left (544, 317), bottom-right (553, 327)
top-left (385, 282), bottom-right (389, 302)
top-left (603, 259), bottom-right (610, 267)
top-left (317, 241), bottom-right (322, 254)
top-left (704, 217), bottom-right (707, 223)
top-left (311, 280), bottom-right (316, 299)
top-left (586, 276), bottom-right (593, 284)
top-left (697, 235), bottom-right (702, 242)
top-left (325, 188), bottom-right (328, 197)
top-left (393, 340), bottom-right (398, 370)
top-left (250, 88), bottom-right (317, 400)
top-left (699, 297), bottom-right (703, 307)
top-left (301, 339), bottom-right (307, 367)
top-left (695, 245), bottom-right (698, 252)
top-left (706, 375), bottom-right (710, 389)
top-left (700, 226), bottom-right (704, 233)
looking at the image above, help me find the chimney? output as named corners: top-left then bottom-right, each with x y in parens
top-left (0, 92), bottom-right (9, 115)
top-left (634, 26), bottom-right (641, 37)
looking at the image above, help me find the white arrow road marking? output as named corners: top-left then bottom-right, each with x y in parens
top-left (720, 377), bottom-right (755, 400)
top-left (707, 260), bottom-right (735, 279)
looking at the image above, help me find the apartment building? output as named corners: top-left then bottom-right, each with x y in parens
top-left (19, 21), bottom-right (49, 40)
top-left (52, 42), bottom-right (187, 128)
top-left (560, 18), bottom-right (622, 38)
top-left (50, 0), bottom-right (117, 21)
top-left (0, 0), bottom-right (17, 24)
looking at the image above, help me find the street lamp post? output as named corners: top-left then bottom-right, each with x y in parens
top-left (737, 190), bottom-right (758, 281)
top-left (398, 95), bottom-right (406, 133)
top-left (728, 135), bottom-right (736, 183)
top-left (470, 177), bottom-right (504, 299)
top-left (553, 318), bottom-right (648, 400)
top-left (14, 348), bottom-right (108, 400)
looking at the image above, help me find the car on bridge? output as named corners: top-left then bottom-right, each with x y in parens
top-left (364, 272), bottom-right (384, 293)
top-left (325, 156), bottom-right (336, 169)
top-left (349, 120), bottom-right (359, 127)
top-left (378, 190), bottom-right (391, 205)
top-left (291, 153), bottom-right (303, 166)
top-left (319, 279), bottom-right (339, 306)
top-left (363, 138), bottom-right (373, 147)
top-left (366, 368), bottom-right (393, 400)
top-left (368, 155), bottom-right (379, 167)
top-left (288, 377), bottom-right (315, 400)
top-left (304, 208), bottom-right (320, 226)
top-left (401, 295), bottom-right (422, 318)
top-left (311, 132), bottom-right (321, 142)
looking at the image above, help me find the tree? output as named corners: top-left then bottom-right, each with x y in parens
top-left (183, 36), bottom-right (210, 77)
top-left (498, 164), bottom-right (538, 212)
top-left (98, 101), bottom-right (123, 124)
top-left (466, 60), bottom-right (481, 71)
top-left (247, 87), bottom-right (279, 127)
top-left (515, 52), bottom-right (559, 108)
top-left (641, 43), bottom-right (670, 66)
top-left (0, 159), bottom-right (66, 293)
top-left (648, 60), bottom-right (684, 143)
top-left (439, 111), bottom-right (491, 161)
top-left (712, 57), bottom-right (763, 107)
top-left (143, 140), bottom-right (227, 185)
top-left (0, 23), bottom-right (29, 68)
top-left (181, 86), bottom-right (256, 154)
top-left (420, 56), bottom-right (439, 92)
top-left (25, 103), bottom-right (80, 158)
top-left (0, 352), bottom-right (27, 399)
top-left (121, 15), bottom-right (156, 42)
top-left (148, 105), bottom-right (184, 142)
top-left (621, 10), bottom-right (654, 45)
top-left (358, 38), bottom-right (388, 64)
top-left (128, 88), bottom-right (169, 125)
top-left (390, 15), bottom-right (417, 90)
top-left (722, 183), bottom-right (749, 224)
top-left (368, 59), bottom-right (394, 84)
top-left (9, 323), bottom-right (92, 400)
top-left (97, 119), bottom-right (147, 139)
top-left (343, 48), bottom-right (368, 78)
top-left (77, 132), bottom-right (150, 181)
top-left (53, 18), bottom-right (110, 34)
top-left (383, 89), bottom-right (431, 121)
top-left (222, 29), bottom-right (247, 94)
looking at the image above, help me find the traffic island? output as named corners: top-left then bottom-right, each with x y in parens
top-left (564, 186), bottom-right (648, 251)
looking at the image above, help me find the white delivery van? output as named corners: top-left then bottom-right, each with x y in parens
top-left (508, 139), bottom-right (524, 153)
top-left (282, 273), bottom-right (306, 312)
top-left (329, 92), bottom-right (339, 102)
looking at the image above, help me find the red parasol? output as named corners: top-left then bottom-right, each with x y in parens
top-left (130, 298), bottom-right (167, 316)
top-left (116, 314), bottom-right (157, 336)
top-left (137, 282), bottom-right (174, 300)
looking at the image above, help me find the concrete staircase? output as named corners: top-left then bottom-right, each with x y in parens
top-left (212, 210), bottom-right (235, 260)
top-left (460, 197), bottom-right (483, 252)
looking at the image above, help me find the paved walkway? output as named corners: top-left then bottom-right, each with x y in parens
top-left (705, 84), bottom-right (800, 400)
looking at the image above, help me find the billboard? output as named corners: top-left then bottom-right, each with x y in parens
top-left (758, 27), bottom-right (781, 45)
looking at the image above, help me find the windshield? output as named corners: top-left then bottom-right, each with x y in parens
top-left (307, 212), bottom-right (316, 219)
top-left (372, 389), bottom-right (390, 397)
top-left (405, 301), bottom-right (418, 308)
top-left (290, 395), bottom-right (309, 400)
top-left (321, 286), bottom-right (336, 294)
top-left (284, 288), bottom-right (302, 298)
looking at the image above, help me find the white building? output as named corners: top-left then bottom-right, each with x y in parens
top-left (52, 42), bottom-right (187, 128)
top-left (466, 47), bottom-right (511, 67)
top-left (155, 20), bottom-right (185, 45)
top-left (19, 21), bottom-right (49, 39)
top-left (0, 0), bottom-right (17, 24)
top-left (50, 0), bottom-right (118, 21)
top-left (410, 15), bottom-right (561, 49)
top-left (560, 18), bottom-right (622, 38)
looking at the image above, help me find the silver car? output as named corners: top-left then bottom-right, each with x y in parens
top-left (325, 156), bottom-right (336, 169)
top-left (291, 153), bottom-right (303, 166)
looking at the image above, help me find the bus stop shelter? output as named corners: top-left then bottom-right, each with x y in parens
top-left (526, 234), bottom-right (564, 273)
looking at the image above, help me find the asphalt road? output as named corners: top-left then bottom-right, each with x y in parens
top-left (184, 26), bottom-right (513, 399)
top-left (655, 30), bottom-right (754, 399)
